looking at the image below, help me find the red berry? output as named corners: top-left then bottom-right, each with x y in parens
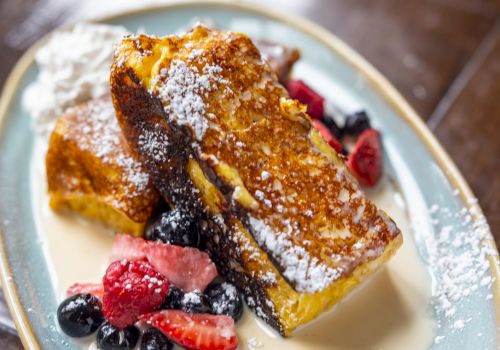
top-left (66, 283), bottom-right (103, 299)
top-left (347, 128), bottom-right (383, 187)
top-left (145, 242), bottom-right (217, 293)
top-left (109, 234), bottom-right (148, 263)
top-left (287, 79), bottom-right (324, 119)
top-left (102, 260), bottom-right (170, 328)
top-left (141, 310), bottom-right (238, 350)
top-left (109, 234), bottom-right (217, 292)
top-left (312, 119), bottom-right (343, 153)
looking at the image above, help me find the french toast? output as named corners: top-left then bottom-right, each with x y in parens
top-left (110, 26), bottom-right (402, 335)
top-left (46, 96), bottom-right (161, 236)
top-left (254, 40), bottom-right (300, 84)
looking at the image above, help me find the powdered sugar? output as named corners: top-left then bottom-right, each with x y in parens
top-left (420, 197), bottom-right (498, 343)
top-left (248, 216), bottom-right (342, 293)
top-left (211, 282), bottom-right (239, 315)
top-left (153, 59), bottom-right (226, 142)
top-left (68, 98), bottom-right (150, 199)
top-left (138, 125), bottom-right (170, 163)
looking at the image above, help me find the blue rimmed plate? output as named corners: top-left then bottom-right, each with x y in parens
top-left (0, 2), bottom-right (498, 349)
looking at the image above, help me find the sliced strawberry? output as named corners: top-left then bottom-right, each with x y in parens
top-left (312, 119), bottom-right (343, 153)
top-left (66, 283), bottom-right (103, 299)
top-left (347, 128), bottom-right (383, 187)
top-left (145, 242), bottom-right (217, 293)
top-left (287, 79), bottom-right (325, 119)
top-left (141, 310), bottom-right (238, 350)
top-left (102, 260), bottom-right (170, 328)
top-left (109, 233), bottom-right (147, 263)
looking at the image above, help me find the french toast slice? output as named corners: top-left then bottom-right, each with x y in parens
top-left (254, 40), bottom-right (300, 84)
top-left (46, 96), bottom-right (161, 236)
top-left (110, 26), bottom-right (402, 335)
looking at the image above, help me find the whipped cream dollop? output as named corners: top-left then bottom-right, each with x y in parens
top-left (23, 23), bottom-right (130, 136)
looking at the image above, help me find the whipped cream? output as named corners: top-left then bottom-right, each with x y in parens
top-left (23, 23), bottom-right (129, 136)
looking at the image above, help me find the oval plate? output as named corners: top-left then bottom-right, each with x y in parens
top-left (0, 1), bottom-right (498, 349)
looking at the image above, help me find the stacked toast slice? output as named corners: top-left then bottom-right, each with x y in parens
top-left (110, 26), bottom-right (402, 335)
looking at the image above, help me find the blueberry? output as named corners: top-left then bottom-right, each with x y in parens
top-left (180, 291), bottom-right (212, 314)
top-left (57, 293), bottom-right (104, 337)
top-left (140, 328), bottom-right (173, 350)
top-left (206, 282), bottom-right (243, 321)
top-left (146, 209), bottom-right (200, 248)
top-left (323, 116), bottom-right (342, 139)
top-left (96, 322), bottom-right (139, 350)
top-left (343, 110), bottom-right (371, 136)
top-left (160, 285), bottom-right (184, 310)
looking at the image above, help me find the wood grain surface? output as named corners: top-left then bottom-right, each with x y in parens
top-left (0, 0), bottom-right (498, 347)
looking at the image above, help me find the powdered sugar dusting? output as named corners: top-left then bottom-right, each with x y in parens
top-left (67, 98), bottom-right (150, 201)
top-left (211, 282), bottom-right (239, 315)
top-left (248, 216), bottom-right (342, 293)
top-left (138, 125), bottom-right (169, 163)
top-left (153, 59), bottom-right (226, 142)
top-left (420, 197), bottom-right (498, 344)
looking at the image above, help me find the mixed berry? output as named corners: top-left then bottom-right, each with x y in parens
top-left (286, 79), bottom-right (384, 187)
top-left (58, 231), bottom-right (241, 350)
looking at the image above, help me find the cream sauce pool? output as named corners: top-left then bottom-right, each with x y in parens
top-left (31, 140), bottom-right (434, 349)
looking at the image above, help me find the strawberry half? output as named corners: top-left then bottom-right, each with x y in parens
top-left (66, 283), bottom-right (103, 299)
top-left (109, 235), bottom-right (218, 292)
top-left (109, 233), bottom-right (147, 263)
top-left (347, 128), bottom-right (383, 187)
top-left (141, 310), bottom-right (238, 350)
top-left (145, 242), bottom-right (217, 293)
top-left (287, 79), bottom-right (325, 119)
top-left (312, 119), bottom-right (343, 153)
top-left (102, 260), bottom-right (170, 328)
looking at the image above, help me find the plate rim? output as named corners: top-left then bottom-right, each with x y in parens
top-left (0, 1), bottom-right (498, 349)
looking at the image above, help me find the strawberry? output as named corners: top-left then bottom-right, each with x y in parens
top-left (141, 310), bottom-right (238, 350)
top-left (102, 260), bottom-right (170, 328)
top-left (347, 128), bottom-right (383, 187)
top-left (66, 283), bottom-right (103, 299)
top-left (312, 119), bottom-right (343, 153)
top-left (287, 79), bottom-right (325, 119)
top-left (109, 233), bottom-right (147, 263)
top-left (145, 242), bottom-right (217, 293)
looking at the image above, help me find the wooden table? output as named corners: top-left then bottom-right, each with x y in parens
top-left (0, 0), bottom-right (498, 347)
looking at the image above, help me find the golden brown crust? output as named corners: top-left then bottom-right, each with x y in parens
top-left (46, 96), bottom-right (161, 235)
top-left (110, 26), bottom-right (402, 335)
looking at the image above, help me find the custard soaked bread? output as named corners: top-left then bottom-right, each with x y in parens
top-left (46, 96), bottom-right (161, 236)
top-left (110, 26), bottom-right (402, 335)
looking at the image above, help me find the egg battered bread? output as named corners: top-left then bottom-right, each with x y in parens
top-left (46, 96), bottom-right (161, 236)
top-left (110, 26), bottom-right (402, 335)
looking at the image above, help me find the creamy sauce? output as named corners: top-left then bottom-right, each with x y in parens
top-left (31, 140), bottom-right (434, 349)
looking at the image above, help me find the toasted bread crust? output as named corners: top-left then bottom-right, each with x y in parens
top-left (110, 26), bottom-right (402, 335)
top-left (46, 96), bottom-right (161, 235)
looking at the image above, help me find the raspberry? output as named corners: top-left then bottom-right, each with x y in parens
top-left (102, 260), bottom-right (170, 328)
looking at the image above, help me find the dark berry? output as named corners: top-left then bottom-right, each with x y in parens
top-left (180, 291), bottom-right (212, 314)
top-left (206, 282), bottom-right (243, 321)
top-left (343, 110), bottom-right (371, 136)
top-left (140, 328), bottom-right (173, 350)
top-left (323, 117), bottom-right (342, 139)
top-left (57, 293), bottom-right (104, 337)
top-left (146, 209), bottom-right (200, 248)
top-left (96, 322), bottom-right (139, 350)
top-left (160, 285), bottom-right (184, 310)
